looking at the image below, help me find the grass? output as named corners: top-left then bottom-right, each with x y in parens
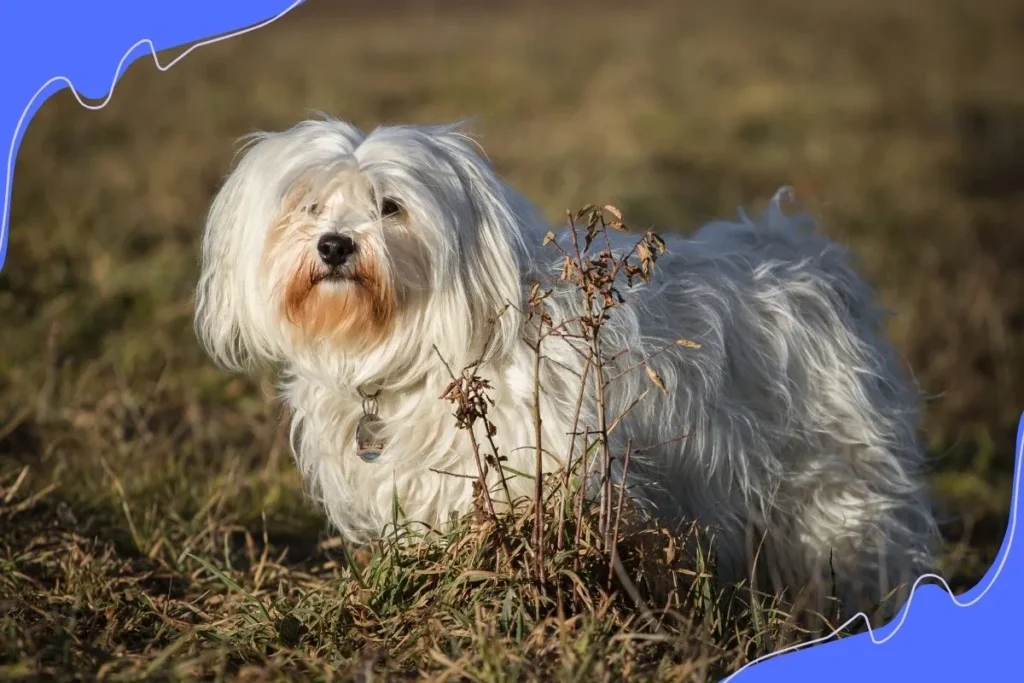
top-left (2, 0), bottom-right (1023, 679)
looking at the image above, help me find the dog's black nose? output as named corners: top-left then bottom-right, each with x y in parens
top-left (317, 233), bottom-right (356, 267)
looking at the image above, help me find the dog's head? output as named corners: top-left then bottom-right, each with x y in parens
top-left (195, 117), bottom-right (535, 377)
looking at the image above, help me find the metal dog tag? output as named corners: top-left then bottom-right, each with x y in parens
top-left (355, 412), bottom-right (386, 462)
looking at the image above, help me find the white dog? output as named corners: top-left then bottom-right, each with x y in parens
top-left (194, 116), bottom-right (938, 613)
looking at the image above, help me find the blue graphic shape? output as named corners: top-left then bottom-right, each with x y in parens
top-left (0, 0), bottom-right (304, 271)
top-left (1, 2), bottom-right (1020, 681)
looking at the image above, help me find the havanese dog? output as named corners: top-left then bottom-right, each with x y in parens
top-left (194, 115), bottom-right (939, 617)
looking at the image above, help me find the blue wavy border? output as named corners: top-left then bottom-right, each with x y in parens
top-left (1, 2), bottom-right (1021, 680)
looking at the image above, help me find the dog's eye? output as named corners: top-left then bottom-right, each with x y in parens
top-left (305, 202), bottom-right (320, 215)
top-left (380, 198), bottom-right (402, 218)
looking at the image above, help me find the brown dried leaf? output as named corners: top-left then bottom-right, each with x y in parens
top-left (560, 257), bottom-right (575, 281)
top-left (676, 338), bottom-right (702, 350)
top-left (603, 205), bottom-right (624, 220)
top-left (637, 242), bottom-right (652, 277)
top-left (543, 231), bottom-right (557, 246)
top-left (645, 364), bottom-right (669, 395)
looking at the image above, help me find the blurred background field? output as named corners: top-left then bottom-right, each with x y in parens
top-left (1, 0), bottom-right (1022, 678)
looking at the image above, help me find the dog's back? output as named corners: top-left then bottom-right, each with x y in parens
top-left (585, 191), bottom-right (939, 618)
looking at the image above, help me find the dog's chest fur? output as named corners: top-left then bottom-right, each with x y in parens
top-left (280, 342), bottom-right (587, 542)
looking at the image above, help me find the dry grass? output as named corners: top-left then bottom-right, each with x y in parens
top-left (2, 0), bottom-right (1023, 679)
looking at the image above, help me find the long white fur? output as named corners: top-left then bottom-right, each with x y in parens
top-left (195, 115), bottom-right (939, 614)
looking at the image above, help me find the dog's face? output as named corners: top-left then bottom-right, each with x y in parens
top-left (266, 171), bottom-right (423, 350)
top-left (195, 118), bottom-right (532, 377)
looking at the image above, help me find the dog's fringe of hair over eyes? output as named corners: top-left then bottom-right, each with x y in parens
top-left (194, 117), bottom-right (939, 620)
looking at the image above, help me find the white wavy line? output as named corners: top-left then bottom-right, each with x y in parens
top-left (723, 410), bottom-right (1024, 683)
top-left (0, 0), bottom-right (306, 263)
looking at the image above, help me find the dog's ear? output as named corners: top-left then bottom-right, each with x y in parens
top-left (194, 134), bottom-right (288, 373)
top-left (195, 156), bottom-right (256, 372)
top-left (434, 126), bottom-right (539, 362)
